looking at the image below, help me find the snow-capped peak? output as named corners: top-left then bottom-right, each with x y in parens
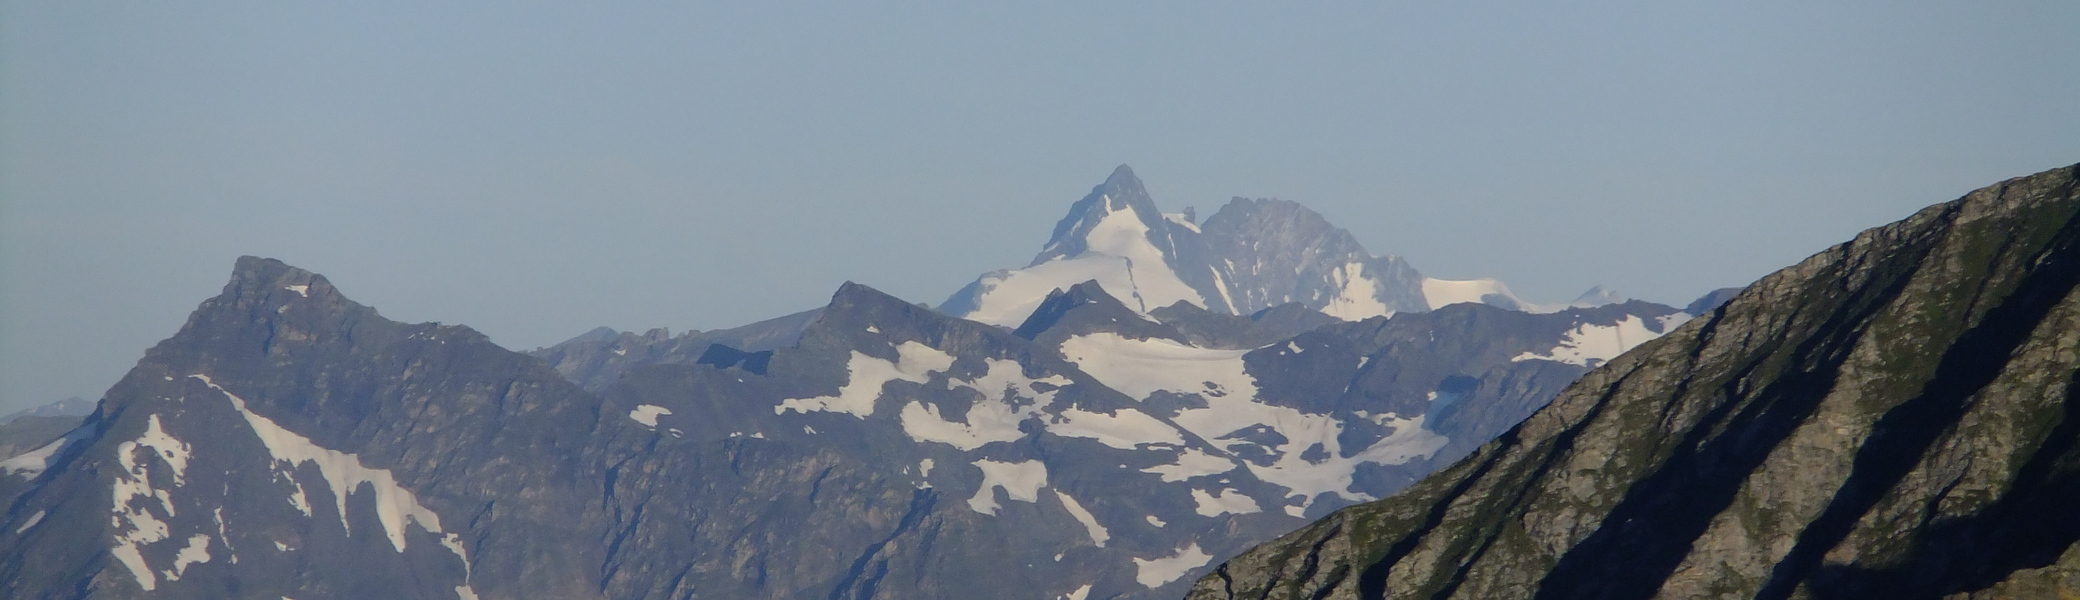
top-left (942, 174), bottom-right (1207, 326)
top-left (1567, 285), bottom-right (1627, 308)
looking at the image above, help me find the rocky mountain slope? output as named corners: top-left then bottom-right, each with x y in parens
top-left (940, 166), bottom-right (1619, 327)
top-left (1, 256), bottom-right (1689, 599)
top-left (1187, 163), bottom-right (2080, 600)
top-left (1, 258), bottom-right (608, 600)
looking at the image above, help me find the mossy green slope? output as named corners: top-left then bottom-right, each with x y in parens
top-left (1188, 163), bottom-right (2080, 600)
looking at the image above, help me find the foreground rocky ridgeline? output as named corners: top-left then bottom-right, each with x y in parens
top-left (1190, 163), bottom-right (2080, 600)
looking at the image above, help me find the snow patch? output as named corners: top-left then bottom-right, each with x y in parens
top-left (16, 510), bottom-right (45, 533)
top-left (1207, 267), bottom-right (1239, 313)
top-left (967, 459), bottom-right (1048, 515)
top-left (777, 342), bottom-right (953, 418)
top-left (283, 285), bottom-right (309, 297)
top-left (1423, 277), bottom-right (1554, 312)
top-left (1162, 212), bottom-right (1199, 233)
top-left (1146, 515), bottom-right (1166, 527)
top-left (1133, 543), bottom-right (1213, 588)
top-left (287, 479), bottom-right (312, 517)
top-left (2, 422), bottom-right (95, 479)
top-left (1048, 407), bottom-right (1185, 449)
top-left (1511, 314), bottom-right (1690, 367)
top-left (1318, 262), bottom-right (1391, 321)
top-left (899, 359), bottom-right (1071, 450)
top-left (1191, 488), bottom-right (1262, 516)
top-left (162, 534), bottom-right (212, 581)
top-left (211, 507), bottom-right (235, 564)
top-left (1139, 448), bottom-right (1237, 482)
top-left (1062, 584), bottom-right (1093, 600)
top-left (628, 405), bottom-right (672, 428)
top-left (110, 414), bottom-right (190, 591)
top-left (1063, 333), bottom-right (1448, 501)
top-left (1059, 333), bottom-right (1253, 401)
top-left (957, 199), bottom-right (1206, 325)
top-left (191, 375), bottom-right (479, 598)
top-left (1054, 491), bottom-right (1109, 547)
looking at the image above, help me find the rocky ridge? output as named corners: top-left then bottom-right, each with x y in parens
top-left (2, 257), bottom-right (1691, 599)
top-left (1187, 163), bottom-right (2080, 599)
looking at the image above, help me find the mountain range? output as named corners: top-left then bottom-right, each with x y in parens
top-left (941, 166), bottom-right (1620, 327)
top-left (0, 165), bottom-right (1826, 599)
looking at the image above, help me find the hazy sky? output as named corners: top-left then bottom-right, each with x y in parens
top-left (4, 2), bottom-right (2077, 414)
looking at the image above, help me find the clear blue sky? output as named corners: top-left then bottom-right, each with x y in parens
top-left (4, 1), bottom-right (2077, 413)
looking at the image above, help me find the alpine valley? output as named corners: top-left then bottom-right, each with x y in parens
top-left (17, 162), bottom-right (1964, 600)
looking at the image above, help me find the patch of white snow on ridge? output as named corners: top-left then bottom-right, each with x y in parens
top-left (1162, 212), bottom-right (1199, 233)
top-left (1207, 266), bottom-right (1239, 314)
top-left (2, 421), bottom-right (95, 479)
top-left (1146, 515), bottom-right (1166, 527)
top-left (1062, 584), bottom-right (1093, 600)
top-left (1422, 277), bottom-right (1559, 313)
top-left (111, 414), bottom-right (189, 591)
top-left (900, 359), bottom-right (1070, 451)
top-left (1061, 333), bottom-right (1448, 501)
top-left (958, 199), bottom-right (1205, 326)
top-left (1319, 262), bottom-right (1392, 321)
top-left (967, 459), bottom-right (1048, 515)
top-left (1134, 543), bottom-right (1213, 588)
top-left (1048, 407), bottom-right (1185, 450)
top-left (1139, 447), bottom-right (1237, 482)
top-left (284, 284), bottom-right (309, 297)
top-left (1058, 333), bottom-right (1254, 401)
top-left (777, 341), bottom-right (954, 418)
top-left (1191, 488), bottom-right (1261, 517)
top-left (1054, 490), bottom-right (1110, 547)
top-left (286, 479), bottom-right (312, 517)
top-left (1511, 314), bottom-right (1689, 367)
top-left (191, 375), bottom-right (478, 600)
top-left (17, 510), bottom-right (46, 533)
top-left (628, 405), bottom-right (672, 428)
top-left (1568, 285), bottom-right (1626, 308)
top-left (162, 534), bottom-right (212, 581)
top-left (210, 507), bottom-right (235, 563)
